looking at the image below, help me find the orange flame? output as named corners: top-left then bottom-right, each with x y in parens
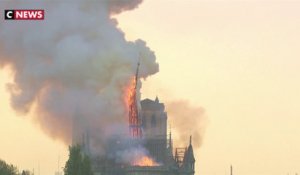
top-left (132, 156), bottom-right (160, 166)
top-left (123, 77), bottom-right (136, 113)
top-left (123, 76), bottom-right (142, 137)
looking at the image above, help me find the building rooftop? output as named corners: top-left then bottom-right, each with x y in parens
top-left (141, 97), bottom-right (165, 111)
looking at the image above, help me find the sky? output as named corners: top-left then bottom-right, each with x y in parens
top-left (1, 1), bottom-right (300, 175)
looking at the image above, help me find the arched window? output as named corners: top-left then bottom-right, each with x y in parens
top-left (141, 115), bottom-right (146, 129)
top-left (151, 114), bottom-right (156, 128)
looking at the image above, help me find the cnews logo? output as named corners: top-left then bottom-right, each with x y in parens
top-left (4, 9), bottom-right (44, 20)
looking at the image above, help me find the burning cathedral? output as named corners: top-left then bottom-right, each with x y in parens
top-left (72, 62), bottom-right (195, 175)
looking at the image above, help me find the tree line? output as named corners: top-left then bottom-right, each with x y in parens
top-left (64, 145), bottom-right (93, 175)
top-left (1, 145), bottom-right (93, 175)
top-left (0, 159), bottom-right (32, 175)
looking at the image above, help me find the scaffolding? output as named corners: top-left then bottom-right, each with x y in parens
top-left (175, 148), bottom-right (186, 167)
top-left (129, 61), bottom-right (142, 138)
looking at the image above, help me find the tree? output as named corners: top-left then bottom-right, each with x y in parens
top-left (82, 155), bottom-right (93, 175)
top-left (0, 159), bottom-right (33, 175)
top-left (64, 145), bottom-right (93, 175)
top-left (0, 159), bottom-right (19, 175)
top-left (21, 170), bottom-right (32, 175)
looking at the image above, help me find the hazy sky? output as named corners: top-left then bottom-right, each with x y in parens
top-left (1, 1), bottom-right (300, 175)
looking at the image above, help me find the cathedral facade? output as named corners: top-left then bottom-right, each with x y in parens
top-left (72, 97), bottom-right (195, 175)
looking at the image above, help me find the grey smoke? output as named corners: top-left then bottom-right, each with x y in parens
top-left (0, 0), bottom-right (158, 160)
top-left (108, 0), bottom-right (143, 14)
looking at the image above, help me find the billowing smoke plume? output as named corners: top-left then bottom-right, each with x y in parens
top-left (166, 100), bottom-right (207, 148)
top-left (0, 0), bottom-right (158, 160)
top-left (108, 0), bottom-right (143, 14)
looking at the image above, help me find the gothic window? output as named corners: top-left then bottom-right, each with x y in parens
top-left (151, 114), bottom-right (156, 128)
top-left (142, 115), bottom-right (147, 129)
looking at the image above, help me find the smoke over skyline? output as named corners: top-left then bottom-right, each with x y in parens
top-left (166, 100), bottom-right (207, 148)
top-left (0, 0), bottom-right (158, 154)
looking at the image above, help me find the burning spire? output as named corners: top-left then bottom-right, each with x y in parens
top-left (128, 60), bottom-right (142, 138)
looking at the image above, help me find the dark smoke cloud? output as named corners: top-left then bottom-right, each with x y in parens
top-left (108, 0), bottom-right (143, 14)
top-left (166, 100), bottom-right (207, 148)
top-left (0, 0), bottom-right (158, 159)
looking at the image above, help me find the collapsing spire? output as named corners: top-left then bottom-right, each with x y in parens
top-left (128, 60), bottom-right (142, 138)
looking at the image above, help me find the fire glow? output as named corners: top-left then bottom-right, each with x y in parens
top-left (123, 77), bottom-right (136, 111)
top-left (125, 62), bottom-right (142, 138)
top-left (132, 156), bottom-right (160, 167)
top-left (124, 72), bottom-right (160, 167)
